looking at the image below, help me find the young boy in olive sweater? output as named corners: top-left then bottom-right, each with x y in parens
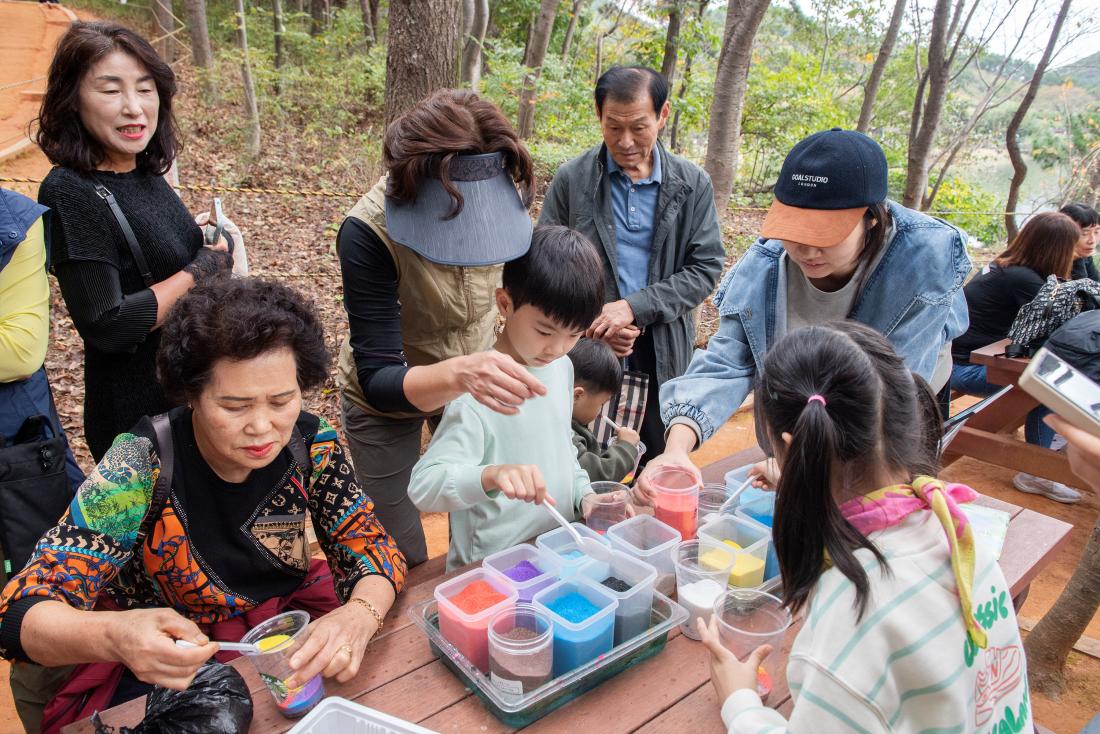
top-left (567, 338), bottom-right (641, 484)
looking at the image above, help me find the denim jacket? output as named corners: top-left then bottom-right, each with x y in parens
top-left (660, 200), bottom-right (972, 443)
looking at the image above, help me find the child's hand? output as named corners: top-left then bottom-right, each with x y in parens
top-left (616, 426), bottom-right (641, 446)
top-left (696, 616), bottom-right (773, 703)
top-left (481, 464), bottom-right (554, 506)
top-left (749, 457), bottom-right (780, 489)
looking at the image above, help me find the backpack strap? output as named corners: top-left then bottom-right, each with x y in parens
top-left (289, 425), bottom-right (311, 490)
top-left (94, 183), bottom-right (155, 288)
top-left (134, 413), bottom-right (174, 550)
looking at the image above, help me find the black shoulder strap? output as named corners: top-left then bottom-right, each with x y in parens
top-left (95, 183), bottom-right (155, 287)
top-left (290, 425), bottom-right (310, 483)
top-left (135, 413), bottom-right (174, 549)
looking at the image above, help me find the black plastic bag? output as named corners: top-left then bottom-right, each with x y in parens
top-left (94, 662), bottom-right (253, 734)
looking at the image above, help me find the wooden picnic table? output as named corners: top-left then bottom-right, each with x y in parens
top-left (943, 338), bottom-right (1079, 486)
top-left (66, 446), bottom-right (1073, 734)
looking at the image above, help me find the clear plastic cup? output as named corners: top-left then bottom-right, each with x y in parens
top-left (583, 485), bottom-right (632, 534)
top-left (618, 440), bottom-right (645, 485)
top-left (673, 539), bottom-right (733, 640)
top-left (649, 466), bottom-right (701, 540)
top-left (713, 589), bottom-right (792, 701)
top-left (241, 610), bottom-right (324, 718)
top-left (488, 603), bottom-right (554, 696)
top-left (697, 483), bottom-right (730, 528)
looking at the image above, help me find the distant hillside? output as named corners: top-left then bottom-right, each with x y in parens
top-left (1047, 51), bottom-right (1100, 95)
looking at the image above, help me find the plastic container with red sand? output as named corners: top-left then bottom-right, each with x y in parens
top-left (482, 544), bottom-right (562, 603)
top-left (434, 568), bottom-right (518, 673)
top-left (648, 466), bottom-right (701, 540)
top-left (532, 578), bottom-right (618, 676)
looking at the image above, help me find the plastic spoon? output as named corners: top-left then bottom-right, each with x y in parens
top-left (601, 414), bottom-right (622, 432)
top-left (175, 638), bottom-right (261, 654)
top-left (542, 499), bottom-right (611, 562)
top-left (717, 474), bottom-right (757, 516)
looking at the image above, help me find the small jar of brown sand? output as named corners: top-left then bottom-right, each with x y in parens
top-left (488, 604), bottom-right (554, 695)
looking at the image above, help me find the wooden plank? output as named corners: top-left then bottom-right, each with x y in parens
top-left (961, 387), bottom-right (1037, 434)
top-left (353, 659), bottom-right (472, 723)
top-left (972, 493), bottom-right (1023, 519)
top-left (419, 693), bottom-right (515, 734)
top-left (699, 447), bottom-right (766, 484)
top-left (1016, 617), bottom-right (1100, 661)
top-left (947, 428), bottom-right (1079, 487)
top-left (998, 509), bottom-right (1074, 598)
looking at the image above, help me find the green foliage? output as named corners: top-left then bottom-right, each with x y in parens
top-left (927, 176), bottom-right (1006, 246)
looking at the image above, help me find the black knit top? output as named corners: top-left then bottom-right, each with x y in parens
top-left (39, 167), bottom-right (202, 460)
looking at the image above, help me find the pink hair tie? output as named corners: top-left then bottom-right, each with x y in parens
top-left (807, 394), bottom-right (827, 407)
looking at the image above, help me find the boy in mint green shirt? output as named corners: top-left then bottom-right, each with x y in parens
top-left (409, 225), bottom-right (605, 569)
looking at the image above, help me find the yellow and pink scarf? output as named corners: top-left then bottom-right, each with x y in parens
top-left (837, 475), bottom-right (988, 649)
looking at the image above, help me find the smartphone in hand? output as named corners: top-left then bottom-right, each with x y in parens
top-left (1019, 347), bottom-right (1100, 439)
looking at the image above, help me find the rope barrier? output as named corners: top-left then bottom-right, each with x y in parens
top-left (0, 176), bottom-right (1038, 218)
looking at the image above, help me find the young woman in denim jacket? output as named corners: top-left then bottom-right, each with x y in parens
top-left (636, 129), bottom-right (972, 491)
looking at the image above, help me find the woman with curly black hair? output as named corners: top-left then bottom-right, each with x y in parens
top-left (0, 279), bottom-right (406, 732)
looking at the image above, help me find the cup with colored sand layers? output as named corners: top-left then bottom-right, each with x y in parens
top-left (582, 485), bottom-right (632, 535)
top-left (605, 514), bottom-right (682, 597)
top-left (483, 544), bottom-right (562, 603)
top-left (577, 548), bottom-right (657, 644)
top-left (535, 523), bottom-right (611, 580)
top-left (648, 466), bottom-right (701, 540)
top-left (712, 589), bottom-right (792, 701)
top-left (674, 539), bottom-right (734, 640)
top-left (616, 439), bottom-right (645, 485)
top-left (240, 610), bottom-right (324, 718)
top-left (532, 578), bottom-right (618, 676)
top-left (487, 603), bottom-right (555, 695)
top-left (435, 567), bottom-right (518, 673)
top-left (697, 514), bottom-right (770, 588)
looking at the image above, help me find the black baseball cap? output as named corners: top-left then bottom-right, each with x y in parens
top-left (385, 152), bottom-right (533, 266)
top-left (761, 128), bottom-right (888, 248)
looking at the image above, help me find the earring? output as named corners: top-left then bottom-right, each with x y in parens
top-left (494, 314), bottom-right (506, 336)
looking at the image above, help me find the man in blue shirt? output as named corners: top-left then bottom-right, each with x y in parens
top-left (539, 66), bottom-right (725, 460)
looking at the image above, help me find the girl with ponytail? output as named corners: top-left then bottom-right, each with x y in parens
top-left (698, 321), bottom-right (1031, 734)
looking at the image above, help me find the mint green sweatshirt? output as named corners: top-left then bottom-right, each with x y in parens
top-left (409, 356), bottom-right (595, 570)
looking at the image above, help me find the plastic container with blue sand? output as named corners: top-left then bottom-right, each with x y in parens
top-left (434, 567), bottom-right (517, 673)
top-left (577, 548), bottom-right (657, 644)
top-left (532, 578), bottom-right (618, 676)
top-left (483, 544), bottom-right (562, 603)
top-left (534, 523), bottom-right (610, 579)
top-left (605, 514), bottom-right (681, 596)
top-left (697, 514), bottom-right (770, 588)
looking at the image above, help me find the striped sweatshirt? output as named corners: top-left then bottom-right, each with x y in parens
top-left (722, 511), bottom-right (1031, 734)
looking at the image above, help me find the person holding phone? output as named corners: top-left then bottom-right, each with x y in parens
top-left (36, 22), bottom-right (243, 460)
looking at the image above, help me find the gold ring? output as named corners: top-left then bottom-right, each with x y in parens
top-left (339, 644), bottom-right (353, 656)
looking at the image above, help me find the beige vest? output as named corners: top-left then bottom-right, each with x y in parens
top-left (337, 177), bottom-right (502, 419)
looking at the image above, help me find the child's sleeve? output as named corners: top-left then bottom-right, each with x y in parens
top-left (409, 401), bottom-right (492, 513)
top-left (571, 451), bottom-right (595, 515)
top-left (720, 655), bottom-right (889, 733)
top-left (575, 435), bottom-right (638, 484)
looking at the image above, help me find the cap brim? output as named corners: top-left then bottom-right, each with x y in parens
top-left (760, 199), bottom-right (866, 248)
top-left (385, 175), bottom-right (533, 266)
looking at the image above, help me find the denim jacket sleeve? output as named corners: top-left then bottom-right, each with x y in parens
top-left (659, 302), bottom-right (757, 444)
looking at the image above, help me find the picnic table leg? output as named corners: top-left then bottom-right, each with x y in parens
top-left (1012, 584), bottom-right (1029, 613)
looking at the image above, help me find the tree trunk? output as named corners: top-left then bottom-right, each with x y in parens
top-left (234, 0), bottom-right (262, 157)
top-left (461, 0), bottom-right (489, 91)
top-left (561, 0), bottom-right (584, 58)
top-left (660, 0), bottom-right (682, 87)
top-left (702, 0), bottom-right (772, 212)
top-left (384, 0), bottom-right (462, 126)
top-left (516, 0), bottom-right (562, 139)
top-left (856, 0), bottom-right (906, 132)
top-left (273, 0), bottom-right (285, 94)
top-left (1004, 0), bottom-right (1072, 239)
top-left (1025, 503), bottom-right (1100, 695)
top-left (152, 0), bottom-right (179, 63)
top-left (182, 0), bottom-right (215, 98)
top-left (901, 0), bottom-right (951, 209)
top-left (359, 0), bottom-right (375, 42)
top-left (309, 0), bottom-right (326, 36)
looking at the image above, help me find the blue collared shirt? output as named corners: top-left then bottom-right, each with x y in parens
top-left (606, 148), bottom-right (661, 297)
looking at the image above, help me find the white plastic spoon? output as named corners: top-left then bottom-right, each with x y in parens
top-left (542, 499), bottom-right (611, 563)
top-left (175, 638), bottom-right (261, 654)
top-left (717, 474), bottom-right (758, 516)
